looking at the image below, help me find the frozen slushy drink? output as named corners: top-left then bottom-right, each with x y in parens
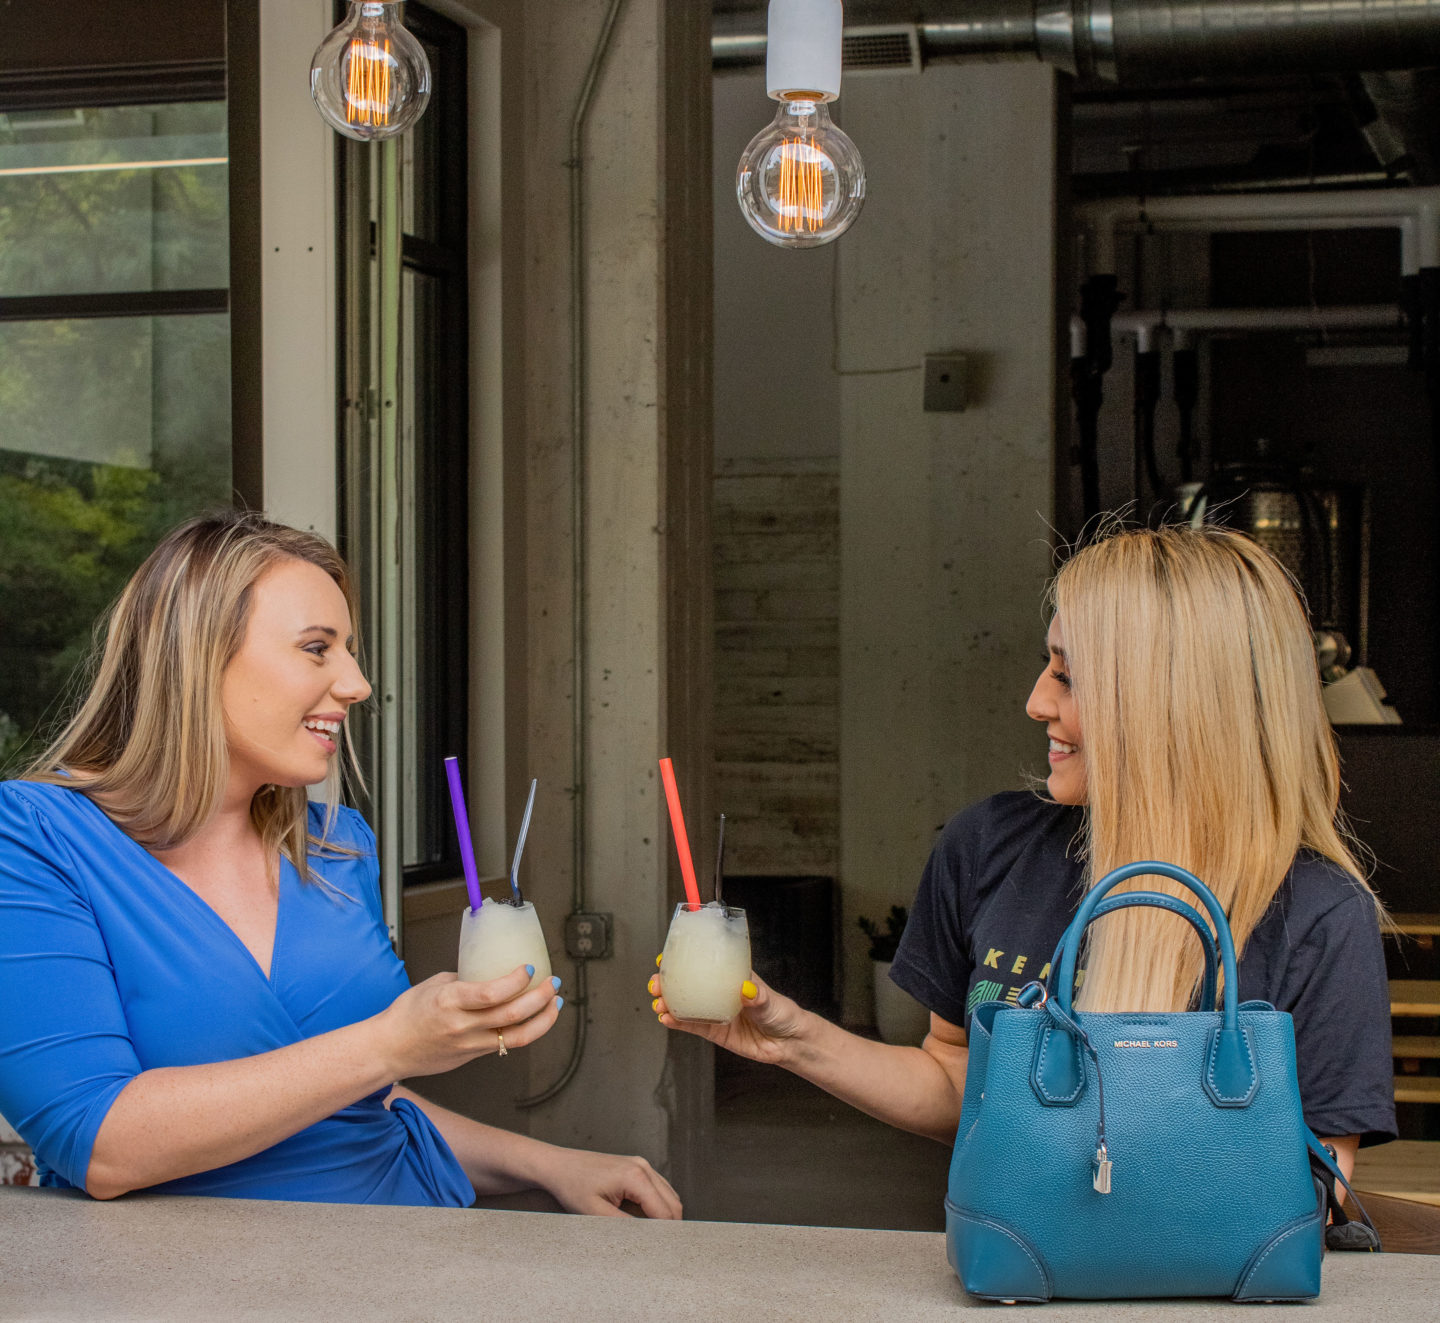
top-left (458, 900), bottom-right (551, 991)
top-left (660, 901), bottom-right (751, 1023)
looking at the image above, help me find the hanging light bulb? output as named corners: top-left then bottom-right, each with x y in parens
top-left (736, 0), bottom-right (865, 248)
top-left (310, 1), bottom-right (432, 141)
top-left (737, 98), bottom-right (865, 247)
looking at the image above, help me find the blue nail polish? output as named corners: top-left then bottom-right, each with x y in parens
top-left (555, 996), bottom-right (565, 1011)
top-left (525, 964), bottom-right (535, 978)
top-left (551, 976), bottom-right (563, 990)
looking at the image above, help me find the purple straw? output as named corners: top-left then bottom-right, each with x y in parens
top-left (443, 756), bottom-right (483, 913)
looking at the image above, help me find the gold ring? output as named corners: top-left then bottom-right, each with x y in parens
top-left (496, 1030), bottom-right (507, 1057)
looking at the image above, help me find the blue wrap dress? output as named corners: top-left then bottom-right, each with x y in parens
top-left (0, 780), bottom-right (474, 1205)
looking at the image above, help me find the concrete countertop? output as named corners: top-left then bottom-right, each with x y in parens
top-left (2, 1186), bottom-right (1437, 1321)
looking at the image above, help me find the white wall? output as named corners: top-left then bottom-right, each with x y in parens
top-left (258, 0), bottom-right (337, 541)
top-left (712, 62), bottom-right (1061, 1026)
top-left (836, 64), bottom-right (1060, 1022)
top-left (713, 72), bottom-right (839, 463)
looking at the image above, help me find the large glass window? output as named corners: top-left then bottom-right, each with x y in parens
top-left (0, 102), bottom-right (228, 296)
top-left (0, 100), bottom-right (232, 767)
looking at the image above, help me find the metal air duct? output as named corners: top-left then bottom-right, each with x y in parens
top-left (712, 1), bottom-right (1440, 84)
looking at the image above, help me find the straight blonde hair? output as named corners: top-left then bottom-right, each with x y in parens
top-left (24, 511), bottom-right (364, 881)
top-left (1054, 524), bottom-right (1374, 1013)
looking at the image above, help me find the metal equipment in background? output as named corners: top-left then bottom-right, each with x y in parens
top-left (1179, 453), bottom-right (1370, 677)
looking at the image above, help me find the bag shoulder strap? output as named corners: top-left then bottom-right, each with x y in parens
top-left (1306, 1129), bottom-right (1382, 1251)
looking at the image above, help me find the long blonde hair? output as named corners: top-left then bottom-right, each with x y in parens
top-left (1055, 524), bottom-right (1373, 1013)
top-left (24, 511), bottom-right (364, 881)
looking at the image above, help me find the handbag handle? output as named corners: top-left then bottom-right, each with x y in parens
top-left (1040, 860), bottom-right (1258, 1111)
top-left (1048, 890), bottom-right (1219, 1013)
top-left (1054, 860), bottom-right (1239, 1032)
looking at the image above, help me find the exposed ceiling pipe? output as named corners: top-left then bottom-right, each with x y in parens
top-left (712, 1), bottom-right (1440, 83)
top-left (1069, 301), bottom-right (1407, 520)
top-left (1069, 196), bottom-right (1429, 516)
top-left (1070, 192), bottom-right (1433, 524)
top-left (1071, 304), bottom-right (1405, 353)
top-left (1076, 184), bottom-right (1440, 275)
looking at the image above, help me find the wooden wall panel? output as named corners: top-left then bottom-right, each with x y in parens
top-left (713, 458), bottom-right (840, 878)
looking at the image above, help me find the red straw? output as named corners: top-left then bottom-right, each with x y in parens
top-left (658, 757), bottom-right (703, 909)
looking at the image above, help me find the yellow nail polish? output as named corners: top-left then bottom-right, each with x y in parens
top-left (657, 1012), bottom-right (665, 1023)
top-left (655, 953), bottom-right (663, 967)
top-left (741, 980), bottom-right (757, 999)
top-left (647, 976), bottom-right (658, 996)
top-left (652, 998), bottom-right (660, 1012)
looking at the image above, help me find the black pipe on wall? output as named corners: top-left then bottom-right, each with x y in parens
top-left (1173, 348), bottom-right (1199, 485)
top-left (1133, 345), bottom-right (1163, 509)
top-left (1073, 274), bottom-right (1123, 521)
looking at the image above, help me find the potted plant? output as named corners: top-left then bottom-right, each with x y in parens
top-left (857, 905), bottom-right (930, 1045)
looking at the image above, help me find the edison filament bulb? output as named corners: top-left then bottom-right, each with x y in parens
top-left (310, 1), bottom-right (432, 141)
top-left (737, 0), bottom-right (865, 247)
top-left (736, 97), bottom-right (866, 248)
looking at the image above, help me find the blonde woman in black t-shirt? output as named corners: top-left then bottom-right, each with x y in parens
top-left (650, 524), bottom-right (1395, 1181)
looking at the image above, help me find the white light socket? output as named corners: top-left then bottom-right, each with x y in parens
top-left (767, 0), bottom-right (843, 101)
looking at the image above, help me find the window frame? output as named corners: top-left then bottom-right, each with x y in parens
top-left (0, 66), bottom-right (231, 329)
top-left (336, 0), bottom-right (471, 889)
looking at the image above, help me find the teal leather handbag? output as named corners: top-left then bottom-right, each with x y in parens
top-left (945, 861), bottom-right (1377, 1303)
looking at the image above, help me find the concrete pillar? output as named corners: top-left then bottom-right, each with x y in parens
top-left (224, 0), bottom-right (338, 530)
top-left (837, 65), bottom-right (1061, 1024)
top-left (518, 0), bottom-right (713, 1183)
top-left (256, 0), bottom-right (337, 541)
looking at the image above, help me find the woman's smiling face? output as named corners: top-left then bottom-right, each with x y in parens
top-left (220, 559), bottom-right (371, 794)
top-left (1025, 616), bottom-right (1086, 806)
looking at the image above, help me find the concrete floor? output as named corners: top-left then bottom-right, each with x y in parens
top-left (686, 1053), bottom-right (951, 1232)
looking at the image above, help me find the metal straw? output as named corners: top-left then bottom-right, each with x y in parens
top-left (508, 778), bottom-right (538, 905)
top-left (713, 812), bottom-right (726, 908)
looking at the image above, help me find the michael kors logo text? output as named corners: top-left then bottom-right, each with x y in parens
top-left (1113, 1039), bottom-right (1179, 1049)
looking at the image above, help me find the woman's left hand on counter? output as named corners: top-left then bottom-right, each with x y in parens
top-left (539, 1147), bottom-right (683, 1219)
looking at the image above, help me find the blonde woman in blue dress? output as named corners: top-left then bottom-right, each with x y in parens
top-left (0, 510), bottom-right (680, 1215)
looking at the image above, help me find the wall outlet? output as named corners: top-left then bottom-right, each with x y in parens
top-left (564, 912), bottom-right (613, 960)
top-left (923, 352), bottom-right (968, 412)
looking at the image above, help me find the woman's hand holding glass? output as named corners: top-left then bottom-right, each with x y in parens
top-left (375, 964), bottom-right (561, 1079)
top-left (649, 968), bottom-right (808, 1067)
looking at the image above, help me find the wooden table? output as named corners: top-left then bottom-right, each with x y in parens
top-left (1388, 981), bottom-right (1440, 1107)
top-left (1393, 1076), bottom-right (1440, 1104)
top-left (1389, 980), bottom-right (1440, 1016)
top-left (3, 1186), bottom-right (1439, 1320)
top-left (1390, 915), bottom-right (1440, 938)
top-left (1354, 1140), bottom-right (1440, 1209)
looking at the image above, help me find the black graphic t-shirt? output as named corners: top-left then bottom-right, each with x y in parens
top-left (889, 790), bottom-right (1397, 1145)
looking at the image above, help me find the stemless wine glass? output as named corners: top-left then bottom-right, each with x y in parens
top-left (659, 901), bottom-right (751, 1023)
top-left (458, 899), bottom-right (551, 991)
